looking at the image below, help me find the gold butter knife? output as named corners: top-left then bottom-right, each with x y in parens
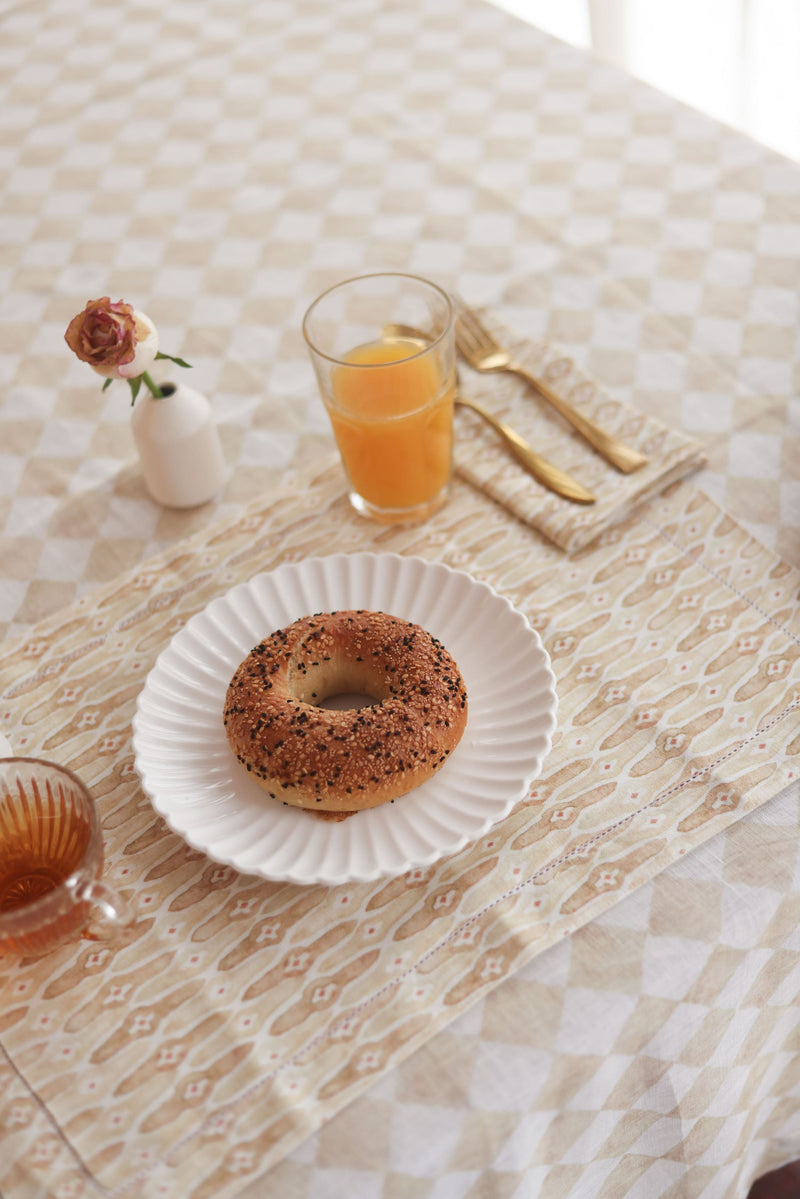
top-left (456, 395), bottom-right (596, 505)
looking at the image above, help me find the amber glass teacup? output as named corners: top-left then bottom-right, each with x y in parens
top-left (0, 758), bottom-right (131, 956)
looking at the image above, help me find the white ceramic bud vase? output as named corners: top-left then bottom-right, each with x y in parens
top-left (130, 382), bottom-right (226, 508)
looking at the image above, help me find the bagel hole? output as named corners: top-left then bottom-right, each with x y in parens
top-left (317, 692), bottom-right (377, 711)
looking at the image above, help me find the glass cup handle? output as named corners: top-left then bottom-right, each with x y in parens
top-left (72, 879), bottom-right (133, 941)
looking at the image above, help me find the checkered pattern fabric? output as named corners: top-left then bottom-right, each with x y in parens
top-left (2, 0), bottom-right (800, 1196)
top-left (1, 0), bottom-right (799, 645)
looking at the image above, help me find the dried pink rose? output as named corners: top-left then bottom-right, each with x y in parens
top-left (65, 297), bottom-right (159, 380)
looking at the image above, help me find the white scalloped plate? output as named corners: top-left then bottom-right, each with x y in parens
top-left (132, 553), bottom-right (557, 885)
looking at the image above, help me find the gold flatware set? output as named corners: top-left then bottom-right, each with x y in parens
top-left (454, 305), bottom-right (649, 480)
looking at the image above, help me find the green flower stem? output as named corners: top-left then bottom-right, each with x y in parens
top-left (142, 371), bottom-right (163, 399)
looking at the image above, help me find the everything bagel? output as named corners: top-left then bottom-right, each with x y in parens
top-left (223, 609), bottom-right (468, 816)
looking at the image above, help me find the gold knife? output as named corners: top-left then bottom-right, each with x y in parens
top-left (456, 395), bottom-right (596, 505)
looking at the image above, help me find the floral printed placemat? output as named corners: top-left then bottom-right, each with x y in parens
top-left (0, 457), bottom-right (798, 1198)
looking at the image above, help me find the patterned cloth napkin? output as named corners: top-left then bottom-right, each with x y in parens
top-left (454, 310), bottom-right (707, 552)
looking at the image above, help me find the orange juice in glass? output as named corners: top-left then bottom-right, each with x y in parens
top-left (303, 274), bottom-right (455, 523)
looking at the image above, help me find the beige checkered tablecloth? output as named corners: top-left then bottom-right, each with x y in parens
top-left (2, 0), bottom-right (800, 1197)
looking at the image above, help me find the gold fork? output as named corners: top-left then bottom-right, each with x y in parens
top-left (455, 306), bottom-right (649, 474)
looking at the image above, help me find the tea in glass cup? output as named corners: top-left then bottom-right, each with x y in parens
top-left (303, 273), bottom-right (455, 523)
top-left (0, 758), bottom-right (132, 956)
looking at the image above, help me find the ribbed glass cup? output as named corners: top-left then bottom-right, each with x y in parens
top-left (303, 273), bottom-right (456, 524)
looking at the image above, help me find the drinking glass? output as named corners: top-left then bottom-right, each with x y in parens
top-left (0, 758), bottom-right (132, 956)
top-left (303, 273), bottom-right (455, 523)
